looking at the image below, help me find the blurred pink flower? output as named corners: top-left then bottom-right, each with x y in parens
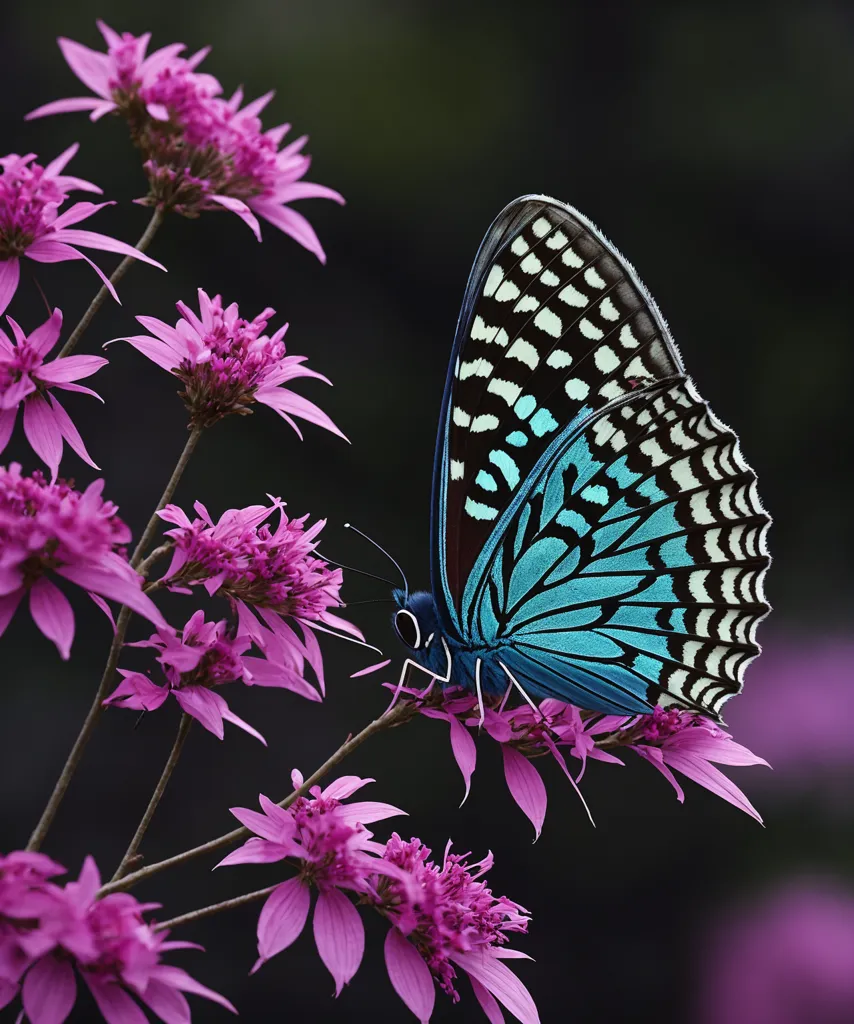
top-left (698, 879), bottom-right (854, 1024)
top-left (114, 288), bottom-right (344, 436)
top-left (0, 464), bottom-right (165, 659)
top-left (218, 771), bottom-right (406, 991)
top-left (0, 308), bottom-right (106, 478)
top-left (105, 609), bottom-right (321, 743)
top-left (0, 852), bottom-right (236, 1022)
top-left (28, 23), bottom-right (344, 260)
top-left (0, 145), bottom-right (165, 315)
top-left (376, 835), bottom-right (538, 1024)
top-left (157, 497), bottom-right (359, 694)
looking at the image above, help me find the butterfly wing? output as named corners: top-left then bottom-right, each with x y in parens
top-left (431, 195), bottom-right (770, 717)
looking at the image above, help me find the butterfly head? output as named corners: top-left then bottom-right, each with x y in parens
top-left (392, 588), bottom-right (440, 651)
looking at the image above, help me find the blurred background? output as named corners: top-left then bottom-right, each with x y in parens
top-left (1, 1), bottom-right (853, 1021)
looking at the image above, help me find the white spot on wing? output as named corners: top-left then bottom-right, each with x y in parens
top-left (471, 316), bottom-right (495, 341)
top-left (584, 266), bottom-right (607, 289)
top-left (562, 248), bottom-right (583, 268)
top-left (558, 284), bottom-right (588, 308)
top-left (599, 297), bottom-right (619, 321)
top-left (495, 280), bottom-right (521, 303)
top-left (520, 253), bottom-right (542, 274)
top-left (545, 230), bottom-right (568, 249)
top-left (507, 338), bottom-right (539, 369)
top-left (487, 378), bottom-right (522, 406)
top-left (450, 460), bottom-right (464, 480)
top-left (579, 318), bottom-right (604, 340)
top-left (483, 264), bottom-right (504, 297)
top-left (546, 349), bottom-right (572, 369)
top-left (565, 378), bottom-right (590, 400)
top-left (532, 217), bottom-right (551, 237)
top-left (453, 407), bottom-right (471, 428)
top-left (594, 345), bottom-right (620, 373)
top-left (471, 414), bottom-right (500, 433)
top-left (510, 236), bottom-right (529, 256)
top-left (540, 269), bottom-right (560, 287)
top-left (513, 296), bottom-right (539, 313)
top-left (459, 358), bottom-right (493, 380)
top-left (533, 307), bottom-right (562, 338)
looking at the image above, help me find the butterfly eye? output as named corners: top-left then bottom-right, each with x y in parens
top-left (393, 609), bottom-right (421, 649)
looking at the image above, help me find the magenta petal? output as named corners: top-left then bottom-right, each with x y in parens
top-left (631, 745), bottom-right (685, 803)
top-left (452, 951), bottom-right (540, 1024)
top-left (22, 955), bottom-right (76, 1024)
top-left (83, 975), bottom-right (148, 1024)
top-left (215, 838), bottom-right (289, 868)
top-left (26, 97), bottom-right (111, 120)
top-left (46, 394), bottom-right (99, 470)
top-left (313, 889), bottom-right (365, 997)
top-left (448, 713), bottom-right (477, 805)
top-left (502, 746), bottom-right (547, 840)
top-left (320, 776), bottom-right (374, 800)
top-left (229, 805), bottom-right (286, 841)
top-left (55, 563), bottom-right (166, 628)
top-left (29, 578), bottom-right (75, 660)
top-left (0, 590), bottom-right (23, 638)
top-left (257, 878), bottom-right (310, 961)
top-left (104, 671), bottom-right (169, 711)
top-left (210, 195), bottom-right (262, 241)
top-left (384, 928), bottom-right (435, 1023)
top-left (38, 354), bottom-right (108, 383)
top-left (138, 978), bottom-right (190, 1024)
top-left (117, 335), bottom-right (182, 372)
top-left (145, 965), bottom-right (237, 1015)
top-left (0, 405), bottom-right (18, 454)
top-left (662, 749), bottom-right (764, 823)
top-left (49, 229), bottom-right (166, 271)
top-left (23, 395), bottom-right (62, 479)
top-left (0, 978), bottom-right (18, 1010)
top-left (336, 801), bottom-right (407, 827)
top-left (220, 705), bottom-right (267, 745)
top-left (470, 975), bottom-right (505, 1024)
top-left (173, 686), bottom-right (225, 739)
top-left (257, 388), bottom-right (348, 441)
top-left (0, 259), bottom-right (19, 315)
top-left (250, 201), bottom-right (327, 262)
top-left (57, 38), bottom-right (112, 97)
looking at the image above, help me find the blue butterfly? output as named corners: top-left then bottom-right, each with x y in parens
top-left (387, 195), bottom-right (770, 721)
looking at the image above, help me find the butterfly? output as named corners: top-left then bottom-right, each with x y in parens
top-left (388, 195), bottom-right (770, 722)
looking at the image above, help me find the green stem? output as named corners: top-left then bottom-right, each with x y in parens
top-left (57, 207), bottom-right (166, 359)
top-left (110, 715), bottom-right (193, 882)
top-left (98, 699), bottom-right (415, 897)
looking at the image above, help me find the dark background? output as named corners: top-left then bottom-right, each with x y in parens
top-left (2, 2), bottom-right (853, 1022)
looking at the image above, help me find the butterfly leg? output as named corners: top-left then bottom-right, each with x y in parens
top-left (475, 659), bottom-right (485, 729)
top-left (384, 638), bottom-right (454, 715)
top-left (497, 660), bottom-right (544, 720)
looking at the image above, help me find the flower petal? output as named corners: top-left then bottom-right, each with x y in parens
top-left (662, 749), bottom-right (764, 823)
top-left (173, 686), bottom-right (225, 739)
top-left (26, 97), bottom-right (114, 120)
top-left (313, 888), bottom-right (365, 997)
top-left (220, 704), bottom-right (267, 745)
top-left (0, 259), bottom-right (19, 315)
top-left (46, 394), bottom-right (99, 469)
top-left (26, 308), bottom-right (63, 357)
top-left (452, 950), bottom-right (540, 1024)
top-left (384, 928), bottom-right (435, 1023)
top-left (257, 878), bottom-right (310, 962)
top-left (55, 563), bottom-right (166, 629)
top-left (57, 38), bottom-right (112, 97)
top-left (103, 671), bottom-right (169, 712)
top-left (144, 965), bottom-right (236, 1015)
top-left (249, 200), bottom-right (327, 262)
top-left (38, 354), bottom-right (108, 383)
top-left (215, 838), bottom-right (290, 868)
top-left (502, 746), bottom-right (547, 840)
top-left (0, 590), bottom-right (23, 639)
top-left (0, 405), bottom-right (18, 454)
top-left (83, 975), bottom-right (148, 1024)
top-left (470, 975), bottom-right (505, 1024)
top-left (23, 395), bottom-right (63, 480)
top-left (137, 978), bottom-right (190, 1024)
top-left (335, 801), bottom-right (407, 827)
top-left (448, 712), bottom-right (477, 805)
top-left (210, 195), bottom-right (262, 242)
top-left (22, 955), bottom-right (76, 1024)
top-left (29, 578), bottom-right (75, 660)
top-left (50, 229), bottom-right (166, 271)
top-left (256, 388), bottom-right (348, 441)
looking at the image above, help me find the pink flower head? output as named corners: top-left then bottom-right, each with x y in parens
top-left (0, 464), bottom-right (165, 658)
top-left (157, 497), bottom-right (360, 693)
top-left (28, 23), bottom-right (344, 261)
top-left (0, 852), bottom-right (236, 1023)
top-left (376, 835), bottom-right (538, 1024)
top-left (0, 145), bottom-right (165, 315)
top-left (115, 288), bottom-right (345, 436)
top-left (219, 772), bottom-right (406, 992)
top-left (105, 609), bottom-right (321, 743)
top-left (0, 308), bottom-right (107, 478)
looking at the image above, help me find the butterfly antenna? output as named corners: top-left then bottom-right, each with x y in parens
top-left (344, 523), bottom-right (409, 598)
top-left (316, 551), bottom-right (398, 589)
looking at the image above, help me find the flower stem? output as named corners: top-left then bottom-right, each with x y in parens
top-left (26, 433), bottom-right (201, 852)
top-left (154, 885), bottom-right (278, 933)
top-left (98, 699), bottom-right (415, 897)
top-left (111, 714), bottom-right (193, 883)
top-left (26, 605), bottom-right (133, 852)
top-left (131, 425), bottom-right (203, 568)
top-left (57, 207), bottom-right (165, 359)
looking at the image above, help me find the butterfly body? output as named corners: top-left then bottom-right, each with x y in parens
top-left (393, 195), bottom-right (770, 721)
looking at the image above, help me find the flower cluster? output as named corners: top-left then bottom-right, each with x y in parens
top-left (157, 497), bottom-right (357, 692)
top-left (116, 289), bottom-right (344, 434)
top-left (380, 679), bottom-right (769, 834)
top-left (0, 145), bottom-right (165, 314)
top-left (0, 851), bottom-right (234, 1022)
top-left (221, 773), bottom-right (538, 1022)
top-left (28, 22), bottom-right (344, 260)
top-left (0, 308), bottom-right (107, 478)
top-left (0, 464), bottom-right (164, 658)
top-left (105, 609), bottom-right (322, 742)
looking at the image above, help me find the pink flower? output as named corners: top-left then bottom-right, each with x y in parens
top-left (114, 288), bottom-right (344, 436)
top-left (28, 23), bottom-right (344, 261)
top-left (157, 497), bottom-right (360, 694)
top-left (0, 308), bottom-right (106, 478)
top-left (0, 145), bottom-right (165, 315)
top-left (218, 772), bottom-right (406, 991)
top-left (0, 852), bottom-right (236, 1022)
top-left (104, 609), bottom-right (320, 743)
top-left (375, 836), bottom-right (538, 1023)
top-left (0, 464), bottom-right (165, 658)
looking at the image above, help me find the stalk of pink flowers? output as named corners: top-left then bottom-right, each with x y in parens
top-left (0, 851), bottom-right (235, 1022)
top-left (113, 288), bottom-right (344, 436)
top-left (104, 609), bottom-right (322, 743)
top-left (0, 464), bottom-right (164, 659)
top-left (27, 22), bottom-right (344, 261)
top-left (0, 308), bottom-right (106, 479)
top-left (0, 145), bottom-right (165, 314)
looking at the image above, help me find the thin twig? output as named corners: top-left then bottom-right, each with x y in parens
top-left (57, 207), bottom-right (166, 359)
top-left (26, 432), bottom-right (201, 852)
top-left (136, 542), bottom-right (172, 579)
top-left (111, 714), bottom-right (193, 882)
top-left (154, 885), bottom-right (278, 933)
top-left (99, 700), bottom-right (415, 897)
top-left (26, 606), bottom-right (133, 852)
top-left (131, 426), bottom-right (203, 568)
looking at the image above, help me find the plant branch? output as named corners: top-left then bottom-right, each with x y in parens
top-left (58, 207), bottom-right (166, 359)
top-left (99, 699), bottom-right (415, 897)
top-left (154, 885), bottom-right (278, 933)
top-left (111, 715), bottom-right (193, 883)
